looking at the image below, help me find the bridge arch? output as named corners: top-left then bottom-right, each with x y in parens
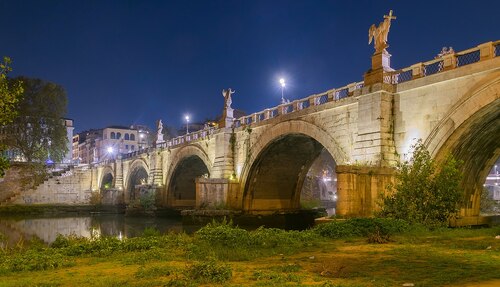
top-left (165, 144), bottom-right (211, 207)
top-left (99, 165), bottom-right (114, 190)
top-left (125, 158), bottom-right (149, 201)
top-left (425, 71), bottom-right (500, 216)
top-left (240, 120), bottom-right (347, 212)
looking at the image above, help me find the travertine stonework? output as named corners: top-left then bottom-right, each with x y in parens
top-left (4, 42), bottom-right (499, 218)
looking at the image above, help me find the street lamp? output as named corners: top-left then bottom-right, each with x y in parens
top-left (185, 115), bottom-right (190, 134)
top-left (107, 147), bottom-right (114, 160)
top-left (279, 78), bottom-right (286, 104)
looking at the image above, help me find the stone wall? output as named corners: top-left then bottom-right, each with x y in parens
top-left (11, 168), bottom-right (93, 205)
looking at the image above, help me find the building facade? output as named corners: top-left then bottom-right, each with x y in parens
top-left (73, 125), bottom-right (153, 164)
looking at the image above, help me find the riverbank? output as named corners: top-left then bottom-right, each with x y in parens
top-left (0, 219), bottom-right (499, 286)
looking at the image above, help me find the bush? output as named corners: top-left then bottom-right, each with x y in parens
top-left (195, 219), bottom-right (251, 247)
top-left (480, 187), bottom-right (500, 214)
top-left (188, 258), bottom-right (232, 283)
top-left (379, 140), bottom-right (463, 226)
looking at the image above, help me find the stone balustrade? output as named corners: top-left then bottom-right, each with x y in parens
top-left (233, 81), bottom-right (363, 129)
top-left (385, 41), bottom-right (500, 84)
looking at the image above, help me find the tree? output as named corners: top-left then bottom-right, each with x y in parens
top-left (379, 139), bottom-right (463, 226)
top-left (1, 77), bottom-right (67, 164)
top-left (0, 57), bottom-right (23, 176)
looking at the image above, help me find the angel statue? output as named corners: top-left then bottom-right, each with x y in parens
top-left (222, 88), bottom-right (235, 109)
top-left (368, 10), bottom-right (396, 53)
top-left (157, 119), bottom-right (163, 135)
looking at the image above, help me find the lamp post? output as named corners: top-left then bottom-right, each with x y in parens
top-left (185, 115), bottom-right (190, 134)
top-left (107, 146), bottom-right (114, 160)
top-left (279, 78), bottom-right (286, 104)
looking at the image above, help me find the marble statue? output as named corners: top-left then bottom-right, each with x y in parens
top-left (157, 119), bottom-right (163, 135)
top-left (368, 10), bottom-right (396, 53)
top-left (156, 119), bottom-right (164, 144)
top-left (222, 88), bottom-right (235, 109)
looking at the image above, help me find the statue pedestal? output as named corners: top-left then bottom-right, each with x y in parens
top-left (220, 107), bottom-right (234, 128)
top-left (156, 134), bottom-right (165, 146)
top-left (364, 50), bottom-right (394, 87)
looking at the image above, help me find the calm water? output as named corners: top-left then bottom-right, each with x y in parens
top-left (0, 214), bottom-right (198, 245)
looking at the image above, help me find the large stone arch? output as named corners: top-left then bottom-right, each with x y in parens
top-left (425, 71), bottom-right (500, 216)
top-left (240, 120), bottom-right (347, 212)
top-left (99, 165), bottom-right (114, 190)
top-left (125, 158), bottom-right (150, 202)
top-left (164, 144), bottom-right (212, 207)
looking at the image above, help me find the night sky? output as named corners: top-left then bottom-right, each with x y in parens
top-left (2, 0), bottom-right (499, 132)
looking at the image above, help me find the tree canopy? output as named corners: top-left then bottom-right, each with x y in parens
top-left (1, 77), bottom-right (68, 163)
top-left (0, 57), bottom-right (23, 176)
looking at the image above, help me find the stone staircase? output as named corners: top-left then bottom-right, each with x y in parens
top-left (0, 166), bottom-right (92, 205)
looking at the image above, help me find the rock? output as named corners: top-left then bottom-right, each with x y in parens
top-left (495, 235), bottom-right (500, 239)
top-left (486, 246), bottom-right (492, 250)
top-left (402, 283), bottom-right (414, 287)
top-left (309, 256), bottom-right (315, 260)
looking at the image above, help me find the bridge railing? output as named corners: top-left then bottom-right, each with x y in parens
top-left (384, 41), bottom-right (499, 85)
top-left (155, 127), bottom-right (216, 149)
top-left (233, 81), bottom-right (364, 128)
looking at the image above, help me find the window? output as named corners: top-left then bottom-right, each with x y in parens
top-left (110, 132), bottom-right (116, 139)
top-left (131, 145), bottom-right (135, 150)
top-left (124, 134), bottom-right (130, 140)
top-left (130, 134), bottom-right (135, 141)
top-left (116, 132), bottom-right (121, 139)
top-left (125, 145), bottom-right (129, 149)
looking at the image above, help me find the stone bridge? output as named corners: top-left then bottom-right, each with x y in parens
top-left (60, 41), bottom-right (500, 218)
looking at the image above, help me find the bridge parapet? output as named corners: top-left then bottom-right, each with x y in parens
top-left (233, 81), bottom-right (364, 128)
top-left (156, 127), bottom-right (216, 149)
top-left (384, 41), bottom-right (500, 85)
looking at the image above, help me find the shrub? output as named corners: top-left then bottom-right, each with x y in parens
top-left (195, 219), bottom-right (251, 247)
top-left (480, 187), bottom-right (500, 214)
top-left (379, 140), bottom-right (463, 226)
top-left (188, 258), bottom-right (232, 283)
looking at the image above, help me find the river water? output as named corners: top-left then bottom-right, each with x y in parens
top-left (0, 214), bottom-right (199, 245)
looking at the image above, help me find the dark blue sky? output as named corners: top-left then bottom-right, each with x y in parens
top-left (2, 0), bottom-right (499, 132)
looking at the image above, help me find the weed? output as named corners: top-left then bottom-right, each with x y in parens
top-left (1, 248), bottom-right (74, 272)
top-left (188, 258), bottom-right (232, 283)
top-left (252, 269), bottom-right (302, 283)
top-left (314, 218), bottom-right (409, 239)
top-left (134, 265), bottom-right (175, 279)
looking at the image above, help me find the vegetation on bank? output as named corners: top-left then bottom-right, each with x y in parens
top-left (1, 219), bottom-right (499, 286)
top-left (379, 140), bottom-right (463, 226)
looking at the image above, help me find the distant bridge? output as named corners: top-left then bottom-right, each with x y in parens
top-left (11, 41), bottom-right (500, 218)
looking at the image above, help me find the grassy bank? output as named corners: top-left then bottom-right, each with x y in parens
top-left (0, 219), bottom-right (499, 286)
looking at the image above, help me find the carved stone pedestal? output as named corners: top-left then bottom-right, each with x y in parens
top-left (364, 50), bottom-right (393, 87)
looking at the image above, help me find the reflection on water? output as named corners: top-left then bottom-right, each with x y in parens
top-left (0, 215), bottom-right (192, 244)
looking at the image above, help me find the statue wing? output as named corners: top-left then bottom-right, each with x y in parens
top-left (368, 24), bottom-right (375, 44)
top-left (222, 89), bottom-right (227, 97)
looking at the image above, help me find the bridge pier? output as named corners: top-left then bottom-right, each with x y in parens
top-left (210, 129), bottom-right (235, 178)
top-left (195, 178), bottom-right (239, 209)
top-left (336, 165), bottom-right (395, 217)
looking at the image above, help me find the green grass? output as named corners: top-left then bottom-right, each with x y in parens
top-left (0, 220), bottom-right (499, 286)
